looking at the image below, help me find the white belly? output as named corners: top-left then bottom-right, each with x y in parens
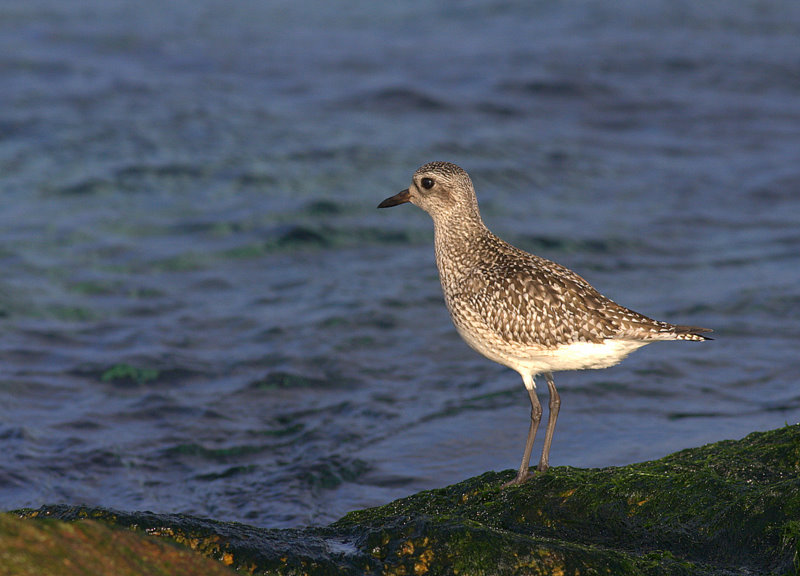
top-left (456, 325), bottom-right (650, 379)
top-left (515, 339), bottom-right (650, 374)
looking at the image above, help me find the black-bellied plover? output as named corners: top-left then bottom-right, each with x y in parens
top-left (378, 161), bottom-right (711, 486)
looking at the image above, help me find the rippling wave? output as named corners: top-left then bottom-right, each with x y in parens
top-left (0, 0), bottom-right (798, 528)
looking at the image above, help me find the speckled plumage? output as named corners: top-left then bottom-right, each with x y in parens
top-left (378, 161), bottom-right (711, 485)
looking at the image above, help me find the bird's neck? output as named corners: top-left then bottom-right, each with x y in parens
top-left (432, 210), bottom-right (490, 287)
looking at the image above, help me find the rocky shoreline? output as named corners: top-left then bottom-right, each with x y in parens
top-left (7, 425), bottom-right (800, 575)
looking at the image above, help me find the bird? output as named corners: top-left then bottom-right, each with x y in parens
top-left (378, 161), bottom-right (711, 486)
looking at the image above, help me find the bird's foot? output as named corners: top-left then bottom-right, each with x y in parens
top-left (502, 462), bottom-right (551, 487)
top-left (502, 471), bottom-right (532, 487)
top-left (501, 475), bottom-right (528, 488)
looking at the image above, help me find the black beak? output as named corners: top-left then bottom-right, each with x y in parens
top-left (378, 189), bottom-right (411, 208)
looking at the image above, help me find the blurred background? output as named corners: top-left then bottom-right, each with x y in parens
top-left (1, 0), bottom-right (798, 528)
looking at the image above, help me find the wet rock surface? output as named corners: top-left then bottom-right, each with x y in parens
top-left (0, 512), bottom-right (235, 576)
top-left (13, 425), bottom-right (800, 575)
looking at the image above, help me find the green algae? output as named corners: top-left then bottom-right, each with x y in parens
top-left (0, 513), bottom-right (235, 576)
top-left (251, 371), bottom-right (329, 390)
top-left (221, 242), bottom-right (268, 259)
top-left (334, 425), bottom-right (800, 574)
top-left (149, 252), bottom-right (208, 273)
top-left (165, 442), bottom-right (266, 460)
top-left (68, 280), bottom-right (121, 296)
top-left (47, 304), bottom-right (98, 322)
top-left (13, 425), bottom-right (800, 575)
top-left (100, 364), bottom-right (160, 386)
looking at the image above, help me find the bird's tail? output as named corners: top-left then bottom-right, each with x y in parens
top-left (668, 324), bottom-right (713, 341)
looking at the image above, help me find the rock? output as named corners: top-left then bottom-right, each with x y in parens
top-left (12, 425), bottom-right (800, 575)
top-left (0, 512), bottom-right (235, 576)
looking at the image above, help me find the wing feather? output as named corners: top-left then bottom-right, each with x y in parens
top-left (448, 241), bottom-right (677, 348)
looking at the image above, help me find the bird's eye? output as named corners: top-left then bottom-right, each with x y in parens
top-left (421, 177), bottom-right (435, 190)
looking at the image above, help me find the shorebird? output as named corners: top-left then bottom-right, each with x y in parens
top-left (378, 161), bottom-right (711, 486)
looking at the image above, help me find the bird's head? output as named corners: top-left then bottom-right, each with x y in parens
top-left (378, 161), bottom-right (480, 222)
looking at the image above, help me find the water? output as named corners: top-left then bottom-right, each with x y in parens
top-left (1, 0), bottom-right (799, 528)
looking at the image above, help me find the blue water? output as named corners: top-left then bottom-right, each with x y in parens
top-left (1, 0), bottom-right (799, 528)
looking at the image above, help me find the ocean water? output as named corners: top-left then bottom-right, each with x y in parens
top-left (1, 0), bottom-right (799, 528)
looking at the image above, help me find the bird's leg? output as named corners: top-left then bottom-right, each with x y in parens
top-left (504, 374), bottom-right (542, 486)
top-left (537, 372), bottom-right (560, 472)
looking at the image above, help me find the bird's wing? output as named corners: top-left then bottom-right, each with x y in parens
top-left (452, 252), bottom-right (666, 348)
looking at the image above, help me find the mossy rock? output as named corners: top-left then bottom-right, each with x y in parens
top-left (0, 512), bottom-right (235, 576)
top-left (13, 425), bottom-right (800, 575)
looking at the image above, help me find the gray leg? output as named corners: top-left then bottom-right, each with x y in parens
top-left (537, 372), bottom-right (560, 472)
top-left (505, 383), bottom-right (542, 486)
